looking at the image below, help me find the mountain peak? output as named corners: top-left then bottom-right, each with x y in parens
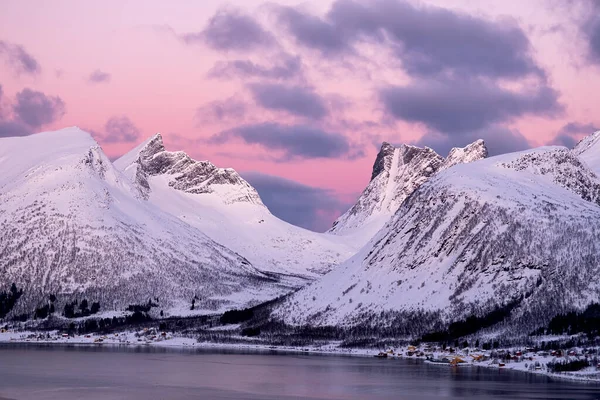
top-left (115, 135), bottom-right (264, 206)
top-left (139, 133), bottom-right (166, 158)
top-left (442, 139), bottom-right (487, 170)
top-left (329, 139), bottom-right (487, 242)
top-left (370, 141), bottom-right (398, 181)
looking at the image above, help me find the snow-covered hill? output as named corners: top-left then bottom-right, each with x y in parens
top-left (328, 140), bottom-right (487, 245)
top-left (115, 134), bottom-right (357, 282)
top-left (275, 144), bottom-right (600, 333)
top-left (0, 128), bottom-right (291, 315)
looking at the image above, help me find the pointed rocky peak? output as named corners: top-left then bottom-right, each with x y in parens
top-left (115, 134), bottom-right (264, 206)
top-left (442, 139), bottom-right (487, 170)
top-left (139, 133), bottom-right (166, 160)
top-left (329, 139), bottom-right (487, 241)
top-left (370, 142), bottom-right (397, 181)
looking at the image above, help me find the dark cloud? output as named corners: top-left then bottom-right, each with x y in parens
top-left (183, 9), bottom-right (275, 51)
top-left (275, 6), bottom-right (351, 55)
top-left (87, 69), bottom-right (111, 83)
top-left (208, 56), bottom-right (302, 80)
top-left (551, 122), bottom-right (599, 148)
top-left (13, 88), bottom-right (65, 129)
top-left (208, 122), bottom-right (363, 161)
top-left (242, 171), bottom-right (354, 232)
top-left (380, 78), bottom-right (563, 134)
top-left (417, 126), bottom-right (531, 157)
top-left (582, 1), bottom-right (600, 64)
top-left (0, 40), bottom-right (40, 75)
top-left (248, 83), bottom-right (328, 119)
top-left (275, 0), bottom-right (543, 79)
top-left (0, 120), bottom-right (34, 138)
top-left (101, 116), bottom-right (141, 143)
top-left (196, 97), bottom-right (247, 124)
top-left (559, 121), bottom-right (599, 136)
top-left (552, 134), bottom-right (578, 149)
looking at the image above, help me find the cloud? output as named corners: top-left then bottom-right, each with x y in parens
top-left (248, 83), bottom-right (328, 119)
top-left (0, 120), bottom-right (34, 138)
top-left (582, 1), bottom-right (600, 65)
top-left (417, 126), bottom-right (531, 157)
top-left (242, 171), bottom-right (353, 232)
top-left (0, 40), bottom-right (40, 75)
top-left (87, 69), bottom-right (111, 83)
top-left (196, 97), bottom-right (247, 124)
top-left (380, 78), bottom-right (563, 134)
top-left (208, 56), bottom-right (302, 80)
top-left (100, 116), bottom-right (141, 143)
top-left (208, 122), bottom-right (363, 161)
top-left (275, 0), bottom-right (543, 79)
top-left (551, 121), bottom-right (599, 148)
top-left (13, 88), bottom-right (66, 129)
top-left (274, 6), bottom-right (351, 55)
top-left (183, 9), bottom-right (275, 51)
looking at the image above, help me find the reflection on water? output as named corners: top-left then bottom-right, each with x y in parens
top-left (0, 344), bottom-right (598, 400)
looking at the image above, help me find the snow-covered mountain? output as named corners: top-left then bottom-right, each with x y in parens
top-left (0, 128), bottom-right (292, 314)
top-left (114, 134), bottom-right (356, 282)
top-left (275, 142), bottom-right (600, 334)
top-left (328, 140), bottom-right (487, 245)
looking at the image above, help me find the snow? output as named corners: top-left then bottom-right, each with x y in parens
top-left (328, 140), bottom-right (487, 247)
top-left (276, 145), bottom-right (600, 328)
top-left (573, 130), bottom-right (600, 174)
top-left (0, 128), bottom-right (295, 314)
top-left (114, 133), bottom-right (357, 280)
top-left (1, 329), bottom-right (598, 383)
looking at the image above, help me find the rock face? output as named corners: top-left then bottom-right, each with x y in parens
top-left (0, 128), bottom-right (288, 315)
top-left (328, 140), bottom-right (488, 244)
top-left (274, 144), bottom-right (600, 335)
top-left (118, 134), bottom-right (263, 205)
top-left (115, 134), bottom-right (357, 282)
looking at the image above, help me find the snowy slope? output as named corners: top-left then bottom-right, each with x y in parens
top-left (572, 130), bottom-right (600, 174)
top-left (328, 140), bottom-right (487, 245)
top-left (276, 145), bottom-right (600, 331)
top-left (115, 134), bottom-right (357, 282)
top-left (0, 128), bottom-right (291, 315)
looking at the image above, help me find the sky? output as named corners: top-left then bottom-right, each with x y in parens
top-left (1, 0), bottom-right (599, 232)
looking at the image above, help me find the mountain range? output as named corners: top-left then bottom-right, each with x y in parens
top-left (274, 136), bottom-right (600, 336)
top-left (2, 126), bottom-right (600, 339)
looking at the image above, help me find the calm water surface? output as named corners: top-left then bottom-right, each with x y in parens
top-left (0, 344), bottom-right (598, 399)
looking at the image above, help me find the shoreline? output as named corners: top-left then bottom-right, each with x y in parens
top-left (1, 331), bottom-right (599, 384)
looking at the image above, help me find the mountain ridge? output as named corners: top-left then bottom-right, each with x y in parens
top-left (328, 139), bottom-right (488, 244)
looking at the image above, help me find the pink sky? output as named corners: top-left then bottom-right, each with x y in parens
top-left (1, 0), bottom-right (598, 230)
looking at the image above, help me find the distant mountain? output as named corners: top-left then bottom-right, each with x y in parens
top-left (274, 140), bottom-right (600, 336)
top-left (328, 140), bottom-right (487, 245)
top-left (0, 128), bottom-right (291, 315)
top-left (114, 133), bottom-right (357, 283)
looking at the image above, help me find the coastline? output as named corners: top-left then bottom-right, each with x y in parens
top-left (1, 330), bottom-right (599, 384)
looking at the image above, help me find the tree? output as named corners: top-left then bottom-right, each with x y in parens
top-left (90, 302), bottom-right (100, 314)
top-left (63, 302), bottom-right (76, 318)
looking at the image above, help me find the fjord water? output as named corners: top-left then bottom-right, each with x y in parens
top-left (0, 345), bottom-right (597, 400)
